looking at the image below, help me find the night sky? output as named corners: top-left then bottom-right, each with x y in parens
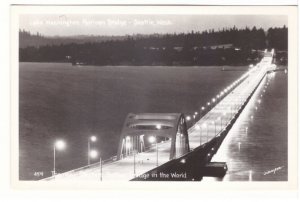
top-left (19, 14), bottom-right (287, 36)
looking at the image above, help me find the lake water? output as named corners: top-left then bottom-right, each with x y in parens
top-left (19, 62), bottom-right (287, 181)
top-left (207, 70), bottom-right (288, 181)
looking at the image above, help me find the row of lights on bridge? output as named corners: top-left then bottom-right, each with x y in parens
top-left (185, 64), bottom-right (256, 127)
top-left (192, 63), bottom-right (268, 174)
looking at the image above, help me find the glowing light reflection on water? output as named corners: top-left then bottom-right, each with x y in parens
top-left (206, 71), bottom-right (287, 181)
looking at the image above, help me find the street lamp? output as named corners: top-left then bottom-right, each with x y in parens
top-left (88, 149), bottom-right (102, 181)
top-left (200, 106), bottom-right (205, 119)
top-left (53, 140), bottom-right (66, 178)
top-left (88, 136), bottom-right (97, 165)
top-left (186, 116), bottom-right (191, 121)
top-left (90, 150), bottom-right (98, 159)
top-left (192, 114), bottom-right (196, 124)
top-left (148, 136), bottom-right (156, 144)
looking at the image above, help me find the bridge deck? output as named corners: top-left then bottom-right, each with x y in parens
top-left (44, 54), bottom-right (273, 181)
top-left (188, 65), bottom-right (267, 150)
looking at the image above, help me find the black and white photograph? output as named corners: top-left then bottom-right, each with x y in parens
top-left (11, 5), bottom-right (297, 187)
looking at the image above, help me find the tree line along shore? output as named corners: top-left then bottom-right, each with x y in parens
top-left (19, 26), bottom-right (287, 66)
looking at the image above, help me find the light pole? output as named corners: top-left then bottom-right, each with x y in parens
top-left (223, 111), bottom-right (227, 125)
top-left (212, 121), bottom-right (216, 136)
top-left (200, 125), bottom-right (202, 145)
top-left (133, 149), bottom-right (137, 177)
top-left (186, 116), bottom-right (191, 127)
top-left (53, 140), bottom-right (66, 179)
top-left (100, 155), bottom-right (102, 181)
top-left (155, 125), bottom-right (162, 166)
top-left (212, 98), bottom-right (216, 106)
top-left (88, 136), bottom-right (97, 165)
top-left (156, 135), bottom-right (158, 166)
top-left (90, 149), bottom-right (98, 159)
top-left (207, 102), bottom-right (211, 110)
top-left (202, 123), bottom-right (207, 142)
top-left (217, 116), bottom-right (222, 132)
top-left (125, 136), bottom-right (131, 156)
top-left (195, 124), bottom-right (201, 145)
top-left (200, 106), bottom-right (205, 120)
top-left (89, 149), bottom-right (102, 181)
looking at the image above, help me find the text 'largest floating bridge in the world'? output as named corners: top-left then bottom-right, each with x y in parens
top-left (43, 49), bottom-right (278, 181)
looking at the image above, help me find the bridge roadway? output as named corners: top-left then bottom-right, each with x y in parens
top-left (44, 56), bottom-right (272, 181)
